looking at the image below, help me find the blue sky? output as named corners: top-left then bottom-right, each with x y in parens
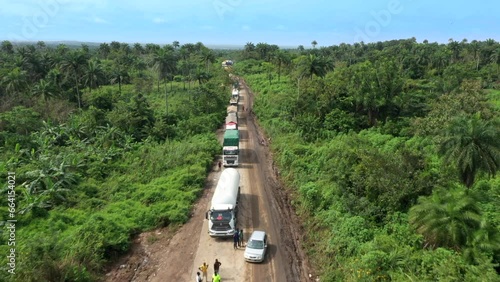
top-left (1, 0), bottom-right (499, 47)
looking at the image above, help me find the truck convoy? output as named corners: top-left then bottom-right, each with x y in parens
top-left (222, 129), bottom-right (239, 166)
top-left (207, 168), bottom-right (240, 237)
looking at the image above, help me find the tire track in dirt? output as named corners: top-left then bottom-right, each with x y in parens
top-left (241, 78), bottom-right (315, 282)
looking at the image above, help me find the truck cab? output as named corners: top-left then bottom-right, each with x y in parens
top-left (207, 204), bottom-right (238, 237)
top-left (223, 146), bottom-right (239, 166)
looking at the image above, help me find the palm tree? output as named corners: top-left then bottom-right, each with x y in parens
top-left (45, 68), bottom-right (63, 92)
top-left (409, 187), bottom-right (482, 250)
top-left (151, 48), bottom-right (176, 92)
top-left (490, 46), bottom-right (500, 75)
top-left (296, 54), bottom-right (330, 79)
top-left (59, 50), bottom-right (88, 108)
top-left (243, 42), bottom-right (256, 59)
top-left (272, 50), bottom-right (291, 82)
top-left (439, 114), bottom-right (500, 188)
top-left (83, 59), bottom-right (105, 93)
top-left (468, 40), bottom-right (481, 70)
top-left (133, 43), bottom-right (144, 55)
top-left (172, 40), bottom-right (180, 49)
top-left (1, 67), bottom-right (28, 95)
top-left (98, 43), bottom-right (110, 58)
top-left (1, 40), bottom-right (14, 55)
top-left (109, 62), bottom-right (129, 95)
top-left (151, 48), bottom-right (176, 111)
top-left (199, 48), bottom-right (216, 71)
top-left (32, 79), bottom-right (58, 108)
top-left (311, 40), bottom-right (318, 49)
top-left (447, 39), bottom-right (461, 63)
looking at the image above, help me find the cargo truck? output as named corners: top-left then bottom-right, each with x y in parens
top-left (206, 168), bottom-right (240, 237)
top-left (222, 129), bottom-right (239, 166)
top-left (227, 105), bottom-right (238, 114)
top-left (225, 113), bottom-right (238, 130)
top-left (230, 97), bottom-right (238, 105)
top-left (232, 88), bottom-right (239, 100)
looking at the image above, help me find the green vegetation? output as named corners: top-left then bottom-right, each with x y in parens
top-left (1, 37), bottom-right (499, 281)
top-left (234, 38), bottom-right (499, 281)
top-left (0, 40), bottom-right (232, 281)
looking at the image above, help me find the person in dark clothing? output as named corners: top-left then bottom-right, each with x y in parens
top-left (238, 229), bottom-right (244, 247)
top-left (233, 229), bottom-right (239, 249)
top-left (214, 259), bottom-right (221, 274)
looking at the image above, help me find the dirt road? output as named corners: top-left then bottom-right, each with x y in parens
top-left (105, 79), bottom-right (315, 282)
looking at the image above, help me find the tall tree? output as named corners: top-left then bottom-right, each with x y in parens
top-left (59, 50), bottom-right (88, 108)
top-left (151, 48), bottom-right (176, 92)
top-left (1, 67), bottom-right (28, 96)
top-left (108, 62), bottom-right (129, 95)
top-left (295, 54), bottom-right (331, 79)
top-left (272, 50), bottom-right (291, 82)
top-left (83, 59), bottom-right (105, 93)
top-left (98, 43), bottom-right (111, 59)
top-left (439, 114), bottom-right (499, 188)
top-left (32, 78), bottom-right (58, 105)
top-left (1, 40), bottom-right (15, 55)
top-left (199, 47), bottom-right (216, 71)
top-left (409, 187), bottom-right (482, 250)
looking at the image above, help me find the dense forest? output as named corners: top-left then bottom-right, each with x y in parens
top-left (233, 38), bottom-right (500, 281)
top-left (0, 37), bottom-right (499, 281)
top-left (0, 40), bottom-right (233, 281)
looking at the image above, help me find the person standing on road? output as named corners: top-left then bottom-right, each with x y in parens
top-left (212, 272), bottom-right (221, 282)
top-left (199, 262), bottom-right (209, 281)
top-left (214, 259), bottom-right (221, 274)
top-left (238, 229), bottom-right (244, 247)
top-left (196, 271), bottom-right (202, 282)
top-left (217, 161), bottom-right (222, 171)
top-left (233, 229), bottom-right (239, 249)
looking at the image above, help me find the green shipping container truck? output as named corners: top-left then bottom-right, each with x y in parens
top-left (223, 130), bottom-right (239, 166)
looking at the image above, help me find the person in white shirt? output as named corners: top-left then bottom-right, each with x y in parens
top-left (196, 271), bottom-right (203, 282)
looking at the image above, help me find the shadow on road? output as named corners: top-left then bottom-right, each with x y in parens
top-left (238, 193), bottom-right (258, 228)
top-left (240, 148), bottom-right (259, 164)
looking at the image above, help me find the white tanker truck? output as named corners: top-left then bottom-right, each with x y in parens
top-left (206, 168), bottom-right (240, 237)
